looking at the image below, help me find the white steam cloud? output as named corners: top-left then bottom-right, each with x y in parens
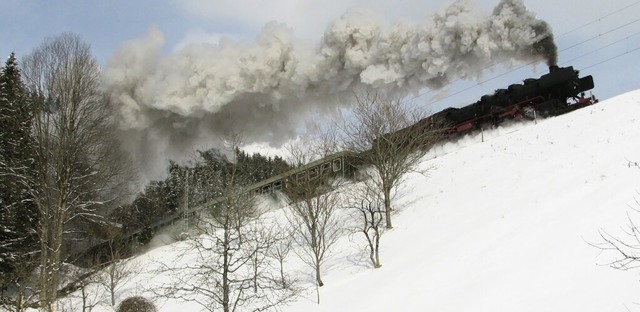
top-left (104, 0), bottom-right (556, 182)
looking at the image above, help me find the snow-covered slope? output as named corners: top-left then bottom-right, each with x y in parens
top-left (283, 89), bottom-right (640, 311)
top-left (73, 90), bottom-right (640, 311)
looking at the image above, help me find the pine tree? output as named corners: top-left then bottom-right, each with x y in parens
top-left (0, 53), bottom-right (38, 287)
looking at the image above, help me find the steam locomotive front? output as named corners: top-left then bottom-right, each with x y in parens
top-left (541, 66), bottom-right (594, 99)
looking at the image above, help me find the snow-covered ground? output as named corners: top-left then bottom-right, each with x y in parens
top-left (63, 90), bottom-right (640, 311)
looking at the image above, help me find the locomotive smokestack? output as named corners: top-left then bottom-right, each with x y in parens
top-left (105, 0), bottom-right (558, 182)
top-left (533, 33), bottom-right (558, 66)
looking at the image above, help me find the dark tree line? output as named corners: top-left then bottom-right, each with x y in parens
top-left (112, 147), bottom-right (293, 241)
top-left (234, 148), bottom-right (292, 185)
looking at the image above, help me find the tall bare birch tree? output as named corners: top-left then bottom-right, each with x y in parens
top-left (21, 33), bottom-right (131, 311)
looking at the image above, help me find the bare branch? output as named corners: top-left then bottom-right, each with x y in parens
top-left (157, 136), bottom-right (299, 312)
top-left (19, 33), bottom-right (134, 310)
top-left (338, 90), bottom-right (443, 229)
top-left (594, 201), bottom-right (640, 271)
top-left (345, 179), bottom-right (386, 268)
top-left (284, 138), bottom-right (346, 303)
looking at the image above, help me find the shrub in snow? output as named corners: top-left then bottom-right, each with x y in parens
top-left (116, 296), bottom-right (157, 312)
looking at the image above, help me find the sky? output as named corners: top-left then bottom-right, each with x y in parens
top-left (1, 0), bottom-right (638, 101)
top-left (48, 89), bottom-right (640, 311)
top-left (1, 0), bottom-right (639, 182)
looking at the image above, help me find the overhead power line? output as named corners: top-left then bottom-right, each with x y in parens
top-left (556, 1), bottom-right (640, 39)
top-left (560, 32), bottom-right (640, 65)
top-left (580, 45), bottom-right (640, 71)
top-left (559, 17), bottom-right (640, 52)
top-left (406, 2), bottom-right (640, 108)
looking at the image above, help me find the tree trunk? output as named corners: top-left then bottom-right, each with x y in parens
top-left (369, 246), bottom-right (377, 268)
top-left (110, 275), bottom-right (116, 306)
top-left (279, 261), bottom-right (286, 289)
top-left (253, 253), bottom-right (258, 293)
top-left (222, 225), bottom-right (230, 312)
top-left (82, 285), bottom-right (88, 312)
top-left (40, 203), bottom-right (64, 312)
top-left (374, 231), bottom-right (381, 268)
top-left (383, 184), bottom-right (393, 229)
top-left (315, 264), bottom-right (324, 287)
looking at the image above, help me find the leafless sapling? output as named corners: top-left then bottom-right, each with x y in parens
top-left (97, 240), bottom-right (138, 307)
top-left (346, 179), bottom-right (386, 268)
top-left (285, 138), bottom-right (346, 302)
top-left (268, 221), bottom-right (296, 289)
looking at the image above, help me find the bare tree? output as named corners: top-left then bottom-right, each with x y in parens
top-left (285, 139), bottom-right (345, 303)
top-left (593, 165), bottom-right (640, 271)
top-left (594, 200), bottom-right (640, 270)
top-left (78, 279), bottom-right (102, 312)
top-left (288, 189), bottom-right (343, 290)
top-left (20, 32), bottom-right (133, 311)
top-left (67, 265), bottom-right (104, 312)
top-left (346, 179), bottom-right (385, 268)
top-left (268, 222), bottom-right (296, 289)
top-left (97, 240), bottom-right (138, 307)
top-left (160, 136), bottom-right (297, 312)
top-left (338, 90), bottom-right (443, 229)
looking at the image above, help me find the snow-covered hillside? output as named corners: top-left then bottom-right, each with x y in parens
top-left (277, 90), bottom-right (640, 312)
top-left (67, 90), bottom-right (640, 311)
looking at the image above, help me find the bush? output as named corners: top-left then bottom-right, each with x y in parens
top-left (116, 296), bottom-right (157, 312)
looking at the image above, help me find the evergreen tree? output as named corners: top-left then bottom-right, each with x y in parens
top-left (0, 53), bottom-right (38, 287)
top-left (111, 147), bottom-right (293, 241)
top-left (114, 162), bottom-right (185, 233)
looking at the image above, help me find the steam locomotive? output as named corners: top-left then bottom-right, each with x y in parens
top-left (372, 65), bottom-right (596, 157)
top-left (429, 65), bottom-right (595, 134)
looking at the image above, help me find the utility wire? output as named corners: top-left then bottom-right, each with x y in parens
top-left (556, 1), bottom-right (640, 39)
top-left (560, 32), bottom-right (640, 65)
top-left (580, 45), bottom-right (640, 71)
top-left (559, 17), bottom-right (640, 52)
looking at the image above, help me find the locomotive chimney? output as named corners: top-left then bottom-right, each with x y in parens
top-left (549, 65), bottom-right (559, 73)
